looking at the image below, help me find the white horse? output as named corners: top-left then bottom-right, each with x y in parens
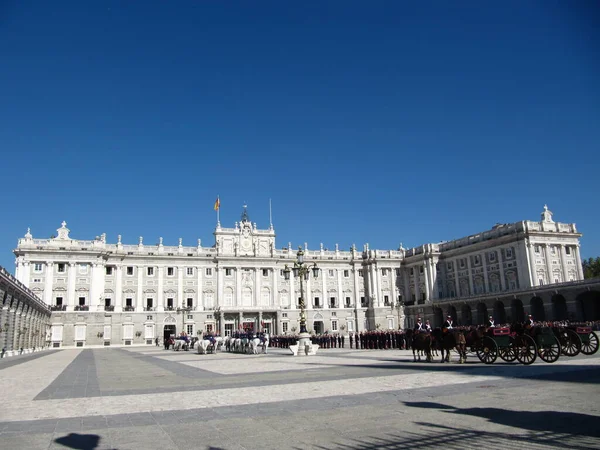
top-left (197, 337), bottom-right (224, 354)
top-left (173, 339), bottom-right (188, 351)
top-left (249, 334), bottom-right (270, 354)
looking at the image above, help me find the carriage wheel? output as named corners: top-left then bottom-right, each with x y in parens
top-left (515, 334), bottom-right (537, 365)
top-left (581, 332), bottom-right (599, 355)
top-left (498, 336), bottom-right (517, 362)
top-left (538, 335), bottom-right (561, 363)
top-left (476, 336), bottom-right (498, 364)
top-left (560, 329), bottom-right (581, 357)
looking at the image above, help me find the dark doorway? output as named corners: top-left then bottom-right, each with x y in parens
top-left (164, 325), bottom-right (176, 340)
top-left (313, 321), bottom-right (323, 334)
top-left (551, 294), bottom-right (568, 321)
top-left (477, 303), bottom-right (488, 325)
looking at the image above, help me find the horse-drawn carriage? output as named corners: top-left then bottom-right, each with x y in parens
top-left (464, 326), bottom-right (538, 365)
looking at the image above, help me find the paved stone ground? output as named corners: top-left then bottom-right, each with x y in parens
top-left (1, 345), bottom-right (599, 450)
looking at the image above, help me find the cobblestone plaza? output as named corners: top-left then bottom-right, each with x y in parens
top-left (1, 347), bottom-right (599, 449)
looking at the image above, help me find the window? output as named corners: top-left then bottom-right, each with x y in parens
top-left (474, 255), bottom-right (480, 265)
top-left (347, 321), bottom-right (354, 332)
top-left (105, 266), bottom-right (113, 275)
top-left (345, 297), bottom-right (351, 307)
top-left (343, 270), bottom-right (349, 278)
top-left (186, 298), bottom-right (193, 308)
top-left (331, 321), bottom-right (338, 331)
top-left (330, 297), bottom-right (336, 308)
top-left (78, 264), bottom-right (88, 274)
top-left (360, 296), bottom-right (366, 307)
top-left (262, 269), bottom-right (269, 277)
top-left (167, 267), bottom-right (174, 276)
top-left (314, 297), bottom-right (320, 307)
top-left (225, 268), bottom-right (232, 277)
top-left (167, 298), bottom-right (174, 308)
top-left (78, 297), bottom-right (86, 306)
top-left (126, 266), bottom-right (134, 276)
top-left (554, 278), bottom-right (559, 284)
top-left (550, 246), bottom-right (556, 255)
top-left (126, 298), bottom-right (133, 307)
top-left (55, 297), bottom-right (63, 306)
top-left (33, 278), bottom-right (42, 283)
top-left (147, 315), bottom-right (153, 320)
top-left (105, 298), bottom-right (111, 307)
top-left (206, 268), bottom-right (212, 276)
top-left (384, 295), bottom-right (390, 306)
top-left (187, 324), bottom-right (194, 335)
top-left (395, 268), bottom-right (401, 276)
top-left (382, 269), bottom-right (388, 276)
top-left (205, 324), bottom-right (213, 333)
top-left (459, 259), bottom-right (465, 268)
top-left (57, 263), bottom-right (65, 273)
top-left (410, 268), bottom-right (414, 275)
top-left (34, 263), bottom-right (43, 272)
top-left (147, 267), bottom-right (154, 276)
top-left (535, 245), bottom-right (540, 254)
top-left (539, 279), bottom-right (544, 286)
top-left (332, 312), bottom-right (336, 317)
top-left (146, 298), bottom-right (153, 308)
top-left (187, 314), bottom-right (193, 319)
top-left (282, 322), bottom-right (289, 333)
top-left (506, 248), bottom-right (513, 258)
top-left (489, 252), bottom-right (496, 262)
top-left (328, 269), bottom-right (334, 277)
top-left (419, 266), bottom-right (424, 273)
top-left (447, 262), bottom-right (453, 270)
top-left (206, 314), bottom-right (213, 319)
top-left (187, 267), bottom-right (194, 276)
top-left (359, 270), bottom-right (363, 277)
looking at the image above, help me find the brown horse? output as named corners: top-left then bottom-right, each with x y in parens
top-left (433, 328), bottom-right (467, 363)
top-left (410, 331), bottom-right (433, 362)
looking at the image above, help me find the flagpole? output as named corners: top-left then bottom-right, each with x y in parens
top-left (216, 195), bottom-right (220, 226)
top-left (269, 198), bottom-right (273, 230)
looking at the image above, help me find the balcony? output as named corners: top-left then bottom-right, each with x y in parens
top-left (51, 305), bottom-right (67, 311)
top-left (166, 306), bottom-right (175, 311)
top-left (144, 307), bottom-right (155, 312)
top-left (104, 305), bottom-right (115, 312)
top-left (329, 303), bottom-right (338, 309)
top-left (123, 305), bottom-right (135, 312)
top-left (74, 305), bottom-right (89, 311)
top-left (313, 304), bottom-right (323, 309)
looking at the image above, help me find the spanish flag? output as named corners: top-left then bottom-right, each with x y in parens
top-left (214, 196), bottom-right (220, 211)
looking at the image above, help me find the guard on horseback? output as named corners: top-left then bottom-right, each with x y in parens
top-left (425, 319), bottom-right (432, 332)
top-left (443, 315), bottom-right (454, 331)
top-left (414, 317), bottom-right (425, 332)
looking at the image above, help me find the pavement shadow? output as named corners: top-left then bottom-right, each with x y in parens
top-left (54, 433), bottom-right (101, 450)
top-left (404, 401), bottom-right (600, 438)
top-left (304, 421), bottom-right (600, 450)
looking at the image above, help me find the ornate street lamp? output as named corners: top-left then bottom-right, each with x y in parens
top-left (283, 247), bottom-right (319, 348)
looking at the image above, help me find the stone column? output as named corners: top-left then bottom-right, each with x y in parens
top-left (197, 265), bottom-right (203, 310)
top-left (136, 266), bottom-right (143, 311)
top-left (338, 269), bottom-right (344, 308)
top-left (422, 263), bottom-right (430, 301)
top-left (90, 263), bottom-right (99, 311)
top-left (67, 263), bottom-right (76, 311)
top-left (258, 311), bottom-right (263, 331)
top-left (254, 268), bottom-right (260, 307)
top-left (238, 311), bottom-right (243, 330)
top-left (115, 265), bottom-right (123, 312)
top-left (289, 268), bottom-right (296, 309)
top-left (44, 262), bottom-right (54, 306)
top-left (559, 245), bottom-right (568, 282)
top-left (376, 267), bottom-right (383, 308)
top-left (177, 267), bottom-right (184, 308)
top-left (498, 253), bottom-right (506, 291)
top-left (481, 253), bottom-right (490, 293)
top-left (157, 266), bottom-right (164, 311)
top-left (236, 268), bottom-right (242, 307)
top-left (527, 241), bottom-right (537, 286)
top-left (453, 260), bottom-right (460, 297)
top-left (414, 267), bottom-right (421, 303)
top-left (466, 257), bottom-right (474, 295)
top-left (544, 244), bottom-right (553, 283)
top-left (219, 310), bottom-right (225, 335)
top-left (574, 245), bottom-right (584, 280)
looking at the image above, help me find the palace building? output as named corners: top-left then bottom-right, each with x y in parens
top-left (12, 205), bottom-right (587, 348)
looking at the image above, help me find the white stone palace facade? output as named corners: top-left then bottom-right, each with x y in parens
top-left (13, 205), bottom-right (586, 348)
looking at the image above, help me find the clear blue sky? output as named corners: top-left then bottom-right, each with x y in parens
top-left (1, 1), bottom-right (599, 273)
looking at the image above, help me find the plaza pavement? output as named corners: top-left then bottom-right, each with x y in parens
top-left (1, 345), bottom-right (599, 450)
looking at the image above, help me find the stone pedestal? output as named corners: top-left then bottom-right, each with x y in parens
top-left (289, 332), bottom-right (319, 356)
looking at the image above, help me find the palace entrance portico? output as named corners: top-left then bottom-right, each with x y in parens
top-left (221, 310), bottom-right (277, 335)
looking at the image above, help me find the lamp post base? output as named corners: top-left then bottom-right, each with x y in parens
top-left (288, 332), bottom-right (318, 356)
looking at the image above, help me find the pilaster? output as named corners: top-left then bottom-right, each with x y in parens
top-left (44, 262), bottom-right (54, 306)
top-left (115, 265), bottom-right (123, 312)
top-left (67, 263), bottom-right (76, 311)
